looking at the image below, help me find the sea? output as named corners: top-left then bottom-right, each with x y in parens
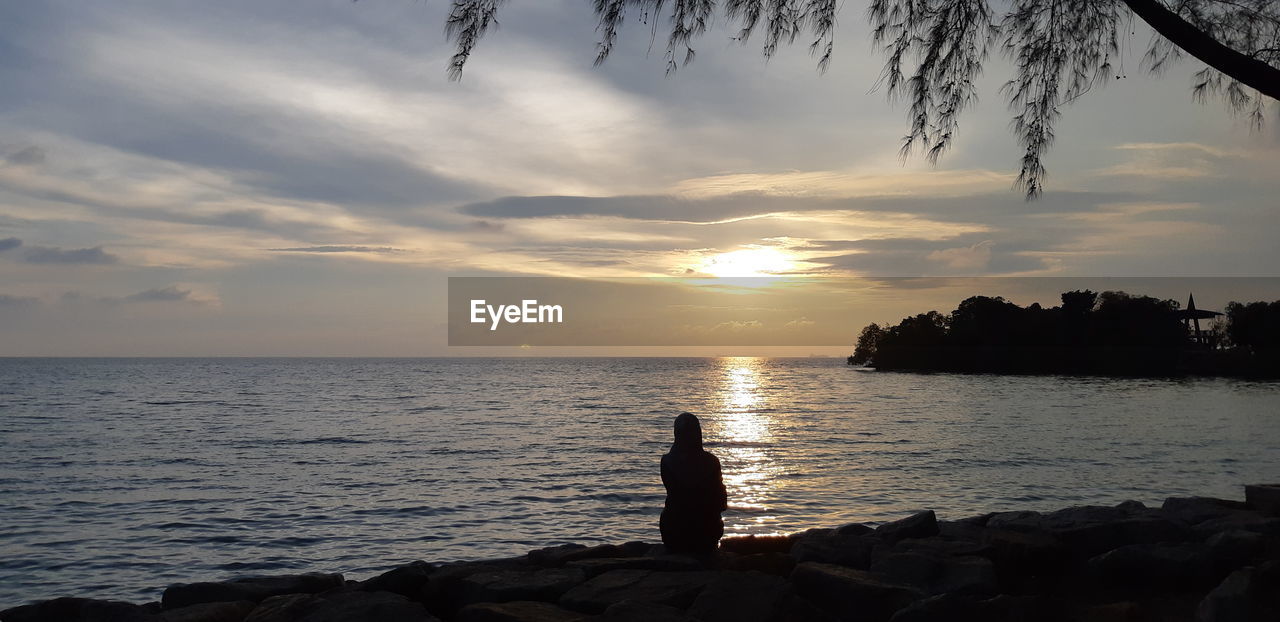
top-left (1, 357), bottom-right (1278, 606)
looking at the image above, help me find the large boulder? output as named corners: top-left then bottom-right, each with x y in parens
top-left (597, 600), bottom-right (695, 621)
top-left (869, 553), bottom-right (997, 596)
top-left (162, 573), bottom-right (345, 609)
top-left (1206, 530), bottom-right (1280, 567)
top-left (790, 562), bottom-right (925, 622)
top-left (719, 534), bottom-right (797, 555)
top-left (293, 591), bottom-right (436, 622)
top-left (422, 561), bottom-right (534, 616)
top-left (1197, 561), bottom-right (1280, 622)
top-left (986, 504), bottom-right (1186, 558)
top-left (685, 571), bottom-right (791, 622)
top-left (160, 600), bottom-right (256, 622)
top-left (527, 544), bottom-right (648, 567)
top-left (1246, 484), bottom-right (1280, 516)
top-left (1086, 542), bottom-right (1223, 589)
top-left (357, 562), bottom-right (434, 599)
top-left (791, 533), bottom-right (878, 569)
top-left (719, 552), bottom-right (796, 577)
top-left (455, 600), bottom-right (587, 622)
top-left (0, 597), bottom-right (154, 622)
top-left (1162, 497), bottom-right (1253, 525)
top-left (1163, 497), bottom-right (1280, 538)
top-left (887, 593), bottom-right (1049, 622)
top-left (979, 528), bottom-right (1066, 578)
top-left (457, 568), bottom-right (587, 605)
top-left (566, 556), bottom-right (702, 577)
top-left (244, 594), bottom-right (325, 622)
top-left (557, 570), bottom-right (715, 614)
top-left (875, 512), bottom-right (940, 543)
top-left (243, 591), bottom-right (436, 622)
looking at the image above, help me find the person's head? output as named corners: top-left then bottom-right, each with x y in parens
top-left (672, 412), bottom-right (703, 450)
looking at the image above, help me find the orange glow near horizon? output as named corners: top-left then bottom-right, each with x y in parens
top-left (700, 247), bottom-right (795, 278)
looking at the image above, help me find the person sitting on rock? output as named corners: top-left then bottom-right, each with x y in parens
top-left (660, 412), bottom-right (728, 555)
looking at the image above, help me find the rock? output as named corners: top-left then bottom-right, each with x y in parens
top-left (885, 537), bottom-right (988, 560)
top-left (1197, 561), bottom-right (1280, 622)
top-left (1163, 497), bottom-right (1253, 525)
top-left (685, 571), bottom-right (791, 622)
top-left (423, 561), bottom-right (534, 616)
top-left (791, 533), bottom-right (878, 569)
top-left (870, 553), bottom-right (997, 596)
top-left (528, 545), bottom-right (587, 565)
top-left (597, 600), bottom-right (694, 621)
top-left (837, 524), bottom-right (875, 536)
top-left (935, 519), bottom-right (987, 543)
top-left (1246, 484), bottom-right (1280, 516)
top-left (1160, 497), bottom-right (1278, 537)
top-left (0, 597), bottom-right (154, 622)
top-left (790, 562), bottom-right (925, 622)
top-left (557, 570), bottom-right (714, 614)
top-left (1206, 530), bottom-right (1280, 566)
top-left (719, 552), bottom-right (795, 577)
top-left (719, 534), bottom-right (797, 555)
top-left (244, 594), bottom-right (326, 622)
top-left (528, 544), bottom-right (647, 567)
top-left (457, 567), bottom-right (587, 605)
top-left (1078, 601), bottom-right (1146, 622)
top-left (875, 512), bottom-right (939, 543)
top-left (987, 504), bottom-right (1187, 558)
top-left (159, 600), bottom-right (256, 622)
top-left (886, 593), bottom-right (983, 622)
top-left (357, 562), bottom-right (434, 599)
top-left (1087, 543), bottom-right (1222, 589)
top-left (162, 573), bottom-right (345, 609)
top-left (566, 556), bottom-right (702, 577)
top-left (456, 601), bottom-right (587, 622)
top-left (294, 591), bottom-right (436, 622)
top-left (980, 528), bottom-right (1066, 576)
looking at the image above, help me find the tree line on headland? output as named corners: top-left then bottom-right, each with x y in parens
top-left (849, 291), bottom-right (1280, 376)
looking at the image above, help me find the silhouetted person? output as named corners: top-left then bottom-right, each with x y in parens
top-left (660, 413), bottom-right (727, 555)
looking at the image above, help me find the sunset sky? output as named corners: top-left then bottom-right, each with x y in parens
top-left (1, 1), bottom-right (1278, 355)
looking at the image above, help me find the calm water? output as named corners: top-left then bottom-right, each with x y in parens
top-left (1, 357), bottom-right (1278, 606)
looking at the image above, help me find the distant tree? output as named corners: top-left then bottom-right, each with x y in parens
top-left (1060, 289), bottom-right (1097, 343)
top-left (884, 310), bottom-right (950, 346)
top-left (1224, 300), bottom-right (1280, 351)
top-left (1090, 290), bottom-right (1184, 345)
top-left (1061, 290), bottom-right (1099, 315)
top-left (850, 322), bottom-right (884, 364)
top-left (949, 295), bottom-right (1024, 345)
top-left (441, 0), bottom-right (1279, 198)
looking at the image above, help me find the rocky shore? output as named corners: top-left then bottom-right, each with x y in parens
top-left (5, 489), bottom-right (1280, 622)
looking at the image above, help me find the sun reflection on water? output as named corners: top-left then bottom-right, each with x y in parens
top-left (710, 357), bottom-right (784, 536)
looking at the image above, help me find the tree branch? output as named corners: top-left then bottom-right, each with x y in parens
top-left (1123, 0), bottom-right (1280, 100)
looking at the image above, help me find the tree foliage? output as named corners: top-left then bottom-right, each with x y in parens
top-left (850, 322), bottom-right (884, 364)
top-left (1224, 300), bottom-right (1280, 351)
top-left (853, 290), bottom-right (1187, 365)
top-left (441, 0), bottom-right (1279, 198)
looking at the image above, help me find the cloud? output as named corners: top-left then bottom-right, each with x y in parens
top-left (20, 245), bottom-right (118, 265)
top-left (122, 286), bottom-right (194, 302)
top-left (0, 237), bottom-right (22, 252)
top-left (926, 241), bottom-right (996, 271)
top-left (269, 245), bottom-right (403, 254)
top-left (0, 293), bottom-right (39, 307)
top-left (4, 145), bottom-right (46, 166)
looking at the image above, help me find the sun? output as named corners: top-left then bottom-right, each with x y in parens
top-left (699, 247), bottom-right (795, 278)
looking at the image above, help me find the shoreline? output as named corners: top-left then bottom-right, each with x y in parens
top-left (5, 488), bottom-right (1279, 621)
